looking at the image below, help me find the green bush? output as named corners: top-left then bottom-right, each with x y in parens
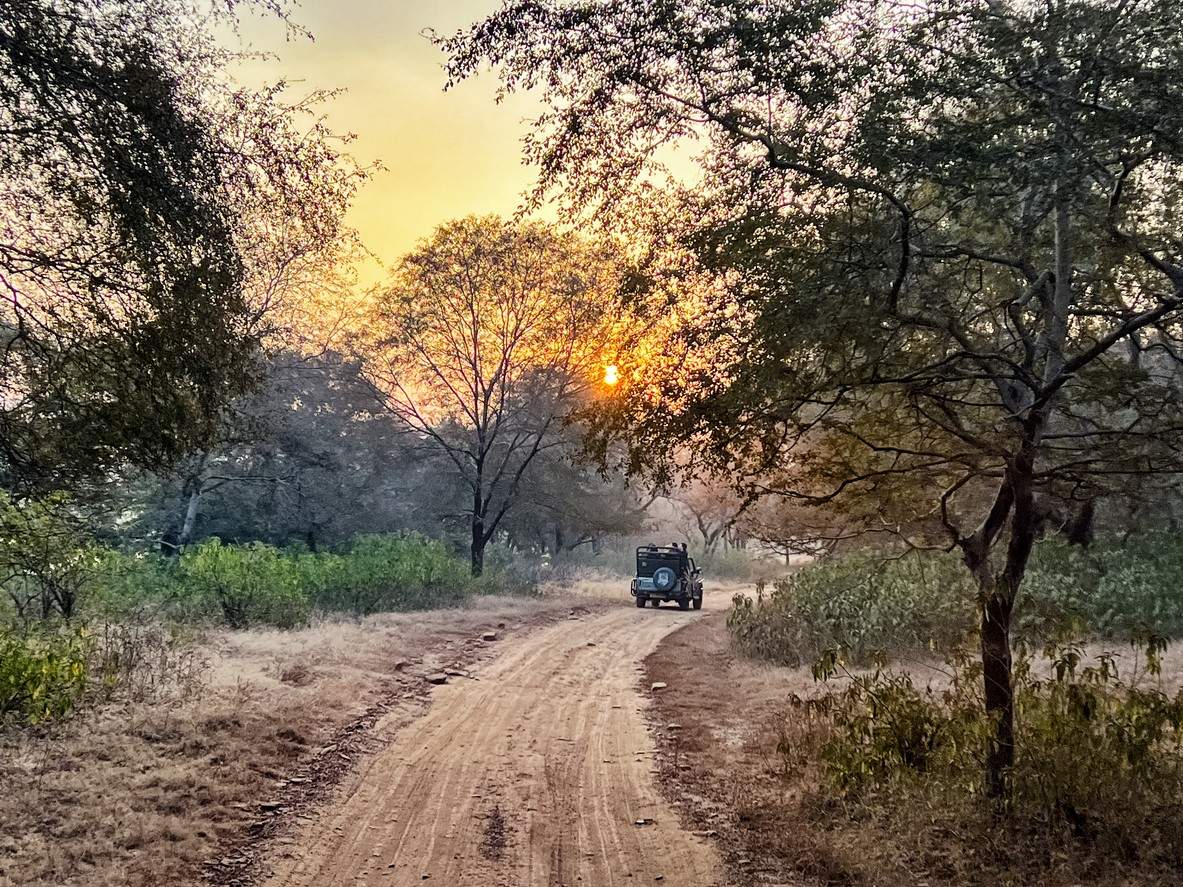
top-left (311, 534), bottom-right (472, 614)
top-left (88, 534), bottom-right (493, 628)
top-left (13, 532), bottom-right (527, 631)
top-left (797, 642), bottom-right (1183, 861)
top-left (1022, 533), bottom-right (1183, 639)
top-left (730, 535), bottom-right (1183, 667)
top-left (176, 540), bottom-right (311, 629)
top-left (89, 549), bottom-right (178, 618)
top-left (0, 491), bottom-right (96, 620)
top-left (0, 627), bottom-right (89, 725)
top-left (728, 550), bottom-right (975, 665)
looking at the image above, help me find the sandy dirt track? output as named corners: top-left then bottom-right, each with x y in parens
top-left (263, 603), bottom-right (728, 887)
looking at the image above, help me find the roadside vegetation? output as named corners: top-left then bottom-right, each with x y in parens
top-left (729, 533), bottom-right (1183, 667)
top-left (1, 522), bottom-right (538, 727)
top-left (719, 534), bottom-right (1183, 884)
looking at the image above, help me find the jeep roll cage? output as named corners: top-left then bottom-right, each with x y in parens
top-left (635, 542), bottom-right (700, 578)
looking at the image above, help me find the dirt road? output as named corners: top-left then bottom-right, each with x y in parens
top-left (263, 603), bottom-right (727, 887)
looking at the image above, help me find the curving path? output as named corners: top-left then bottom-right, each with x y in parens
top-left (263, 603), bottom-right (727, 887)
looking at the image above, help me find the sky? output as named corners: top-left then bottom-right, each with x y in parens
top-left (232, 1), bottom-right (541, 285)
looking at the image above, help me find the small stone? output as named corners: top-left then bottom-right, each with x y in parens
top-left (650, 682), bottom-right (667, 691)
top-left (425, 673), bottom-right (448, 685)
top-left (481, 631), bottom-right (498, 641)
top-left (666, 723), bottom-right (682, 731)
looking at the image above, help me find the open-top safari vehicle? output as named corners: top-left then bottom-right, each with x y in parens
top-left (630, 542), bottom-right (703, 610)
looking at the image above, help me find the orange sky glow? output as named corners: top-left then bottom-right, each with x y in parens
top-left (231, 1), bottom-right (542, 286)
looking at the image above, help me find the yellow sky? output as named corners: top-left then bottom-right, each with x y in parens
top-left (233, 1), bottom-right (541, 285)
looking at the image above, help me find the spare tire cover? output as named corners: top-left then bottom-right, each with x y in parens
top-left (652, 566), bottom-right (676, 591)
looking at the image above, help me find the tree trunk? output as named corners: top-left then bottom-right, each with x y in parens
top-left (975, 456), bottom-right (1037, 801)
top-left (178, 484), bottom-right (202, 548)
top-left (979, 584), bottom-right (1015, 799)
top-left (471, 513), bottom-right (486, 577)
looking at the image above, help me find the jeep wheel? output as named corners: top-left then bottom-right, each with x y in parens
top-left (678, 598), bottom-right (690, 611)
top-left (692, 596), bottom-right (703, 610)
top-left (635, 595), bottom-right (646, 608)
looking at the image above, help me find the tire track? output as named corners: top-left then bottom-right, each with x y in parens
top-left (263, 605), bottom-right (727, 886)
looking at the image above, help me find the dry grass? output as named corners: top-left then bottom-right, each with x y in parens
top-left (645, 614), bottom-right (1183, 887)
top-left (0, 593), bottom-right (594, 887)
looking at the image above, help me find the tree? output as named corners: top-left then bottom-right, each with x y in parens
top-left (497, 436), bottom-right (655, 558)
top-left (365, 217), bottom-right (621, 575)
top-left (0, 0), bottom-right (365, 494)
top-left (118, 351), bottom-right (420, 551)
top-left (668, 479), bottom-right (744, 554)
top-left (0, 492), bottom-right (93, 620)
top-left (445, 1), bottom-right (1183, 797)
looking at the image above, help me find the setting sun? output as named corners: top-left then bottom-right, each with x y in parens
top-left (603, 364), bottom-right (619, 386)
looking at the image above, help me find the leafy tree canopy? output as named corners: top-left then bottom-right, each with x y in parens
top-left (0, 0), bottom-right (364, 493)
top-left (444, 0), bottom-right (1183, 795)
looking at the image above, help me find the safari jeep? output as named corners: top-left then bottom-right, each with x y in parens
top-left (630, 543), bottom-right (704, 611)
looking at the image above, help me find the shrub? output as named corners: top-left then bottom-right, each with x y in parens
top-left (0, 626), bottom-right (89, 725)
top-left (730, 535), bottom-right (1183, 667)
top-left (88, 620), bottom-right (207, 703)
top-left (796, 642), bottom-right (1183, 862)
top-left (0, 492), bottom-right (96, 620)
top-left (728, 550), bottom-right (975, 665)
top-left (12, 532), bottom-right (524, 631)
top-left (1021, 533), bottom-right (1183, 640)
top-left (311, 534), bottom-right (472, 614)
top-left (475, 543), bottom-right (546, 596)
top-left (176, 540), bottom-right (311, 628)
top-left (89, 549), bottom-right (177, 618)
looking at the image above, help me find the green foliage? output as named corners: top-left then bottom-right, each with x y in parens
top-left (728, 550), bottom-right (975, 666)
top-left (0, 491), bottom-right (96, 620)
top-left (472, 543), bottom-right (545, 597)
top-left (730, 535), bottom-right (1183, 667)
top-left (175, 540), bottom-right (312, 629)
top-left (0, 626), bottom-right (89, 725)
top-left (309, 535), bottom-right (473, 615)
top-left (85, 534), bottom-right (518, 629)
top-left (5, 517), bottom-right (527, 632)
top-left (801, 643), bottom-right (1183, 857)
top-left (88, 549), bottom-right (179, 620)
top-left (1022, 534), bottom-right (1183, 640)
